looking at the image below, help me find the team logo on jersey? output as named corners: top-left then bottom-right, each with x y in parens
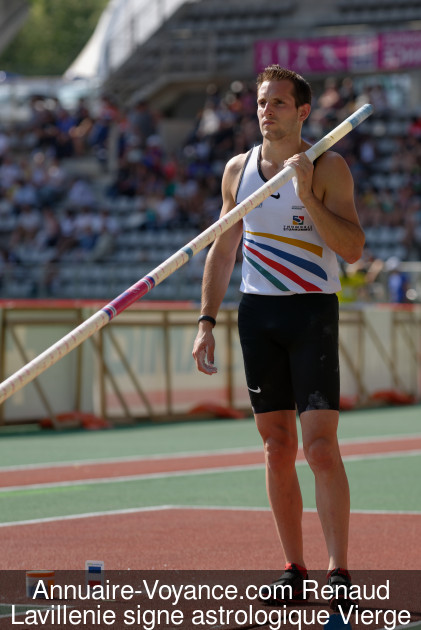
top-left (284, 214), bottom-right (313, 231)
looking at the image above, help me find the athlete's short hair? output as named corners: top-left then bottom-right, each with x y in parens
top-left (256, 65), bottom-right (312, 108)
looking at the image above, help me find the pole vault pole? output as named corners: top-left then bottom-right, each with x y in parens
top-left (0, 104), bottom-right (373, 404)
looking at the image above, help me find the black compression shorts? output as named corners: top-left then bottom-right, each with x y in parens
top-left (238, 292), bottom-right (340, 416)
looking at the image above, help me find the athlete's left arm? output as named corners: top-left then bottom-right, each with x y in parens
top-left (284, 151), bottom-right (365, 264)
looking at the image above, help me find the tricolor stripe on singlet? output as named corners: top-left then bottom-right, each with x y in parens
top-left (243, 254), bottom-right (289, 291)
top-left (243, 243), bottom-right (322, 292)
top-left (246, 231), bottom-right (323, 257)
top-left (244, 237), bottom-right (327, 281)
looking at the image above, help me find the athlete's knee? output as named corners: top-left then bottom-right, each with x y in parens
top-left (303, 436), bottom-right (339, 472)
top-left (263, 430), bottom-right (298, 471)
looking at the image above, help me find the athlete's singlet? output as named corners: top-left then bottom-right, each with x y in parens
top-left (236, 145), bottom-right (341, 295)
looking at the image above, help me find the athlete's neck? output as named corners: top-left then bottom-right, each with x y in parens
top-left (261, 136), bottom-right (309, 172)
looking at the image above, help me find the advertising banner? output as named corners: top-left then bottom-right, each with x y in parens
top-left (255, 30), bottom-right (421, 74)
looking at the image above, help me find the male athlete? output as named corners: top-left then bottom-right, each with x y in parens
top-left (192, 65), bottom-right (365, 608)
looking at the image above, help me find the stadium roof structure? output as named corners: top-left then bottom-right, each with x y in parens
top-left (0, 1), bottom-right (29, 57)
top-left (64, 0), bottom-right (295, 109)
top-left (64, 0), bottom-right (189, 82)
top-left (64, 0), bottom-right (421, 111)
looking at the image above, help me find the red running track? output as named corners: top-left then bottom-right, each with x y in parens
top-left (0, 436), bottom-right (420, 570)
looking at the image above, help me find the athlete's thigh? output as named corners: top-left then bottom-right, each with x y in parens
top-left (289, 294), bottom-right (340, 416)
top-left (255, 409), bottom-right (298, 452)
top-left (238, 294), bottom-right (295, 413)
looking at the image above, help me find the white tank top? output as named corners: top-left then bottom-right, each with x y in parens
top-left (236, 145), bottom-right (341, 295)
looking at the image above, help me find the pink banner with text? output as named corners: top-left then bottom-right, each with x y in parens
top-left (255, 31), bottom-right (421, 75)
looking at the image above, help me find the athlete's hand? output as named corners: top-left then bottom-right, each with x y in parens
top-left (192, 325), bottom-right (218, 375)
top-left (283, 153), bottom-right (314, 203)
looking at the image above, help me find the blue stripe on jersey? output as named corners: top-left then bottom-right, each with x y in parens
top-left (244, 237), bottom-right (328, 281)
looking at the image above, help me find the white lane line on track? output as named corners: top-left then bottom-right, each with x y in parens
top-left (0, 446), bottom-right (262, 472)
top-left (0, 504), bottom-right (420, 529)
top-left (0, 449), bottom-right (421, 494)
top-left (1, 433), bottom-right (420, 472)
top-left (1, 463), bottom-right (266, 492)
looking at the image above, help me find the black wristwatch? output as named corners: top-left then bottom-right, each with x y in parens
top-left (197, 315), bottom-right (216, 327)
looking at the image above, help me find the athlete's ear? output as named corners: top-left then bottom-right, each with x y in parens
top-left (298, 103), bottom-right (311, 122)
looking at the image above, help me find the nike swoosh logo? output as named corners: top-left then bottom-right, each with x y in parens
top-left (271, 193), bottom-right (280, 199)
top-left (248, 386), bottom-right (261, 393)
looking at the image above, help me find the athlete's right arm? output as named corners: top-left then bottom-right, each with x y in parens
top-left (192, 154), bottom-right (245, 375)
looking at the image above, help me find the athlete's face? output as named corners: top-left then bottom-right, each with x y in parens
top-left (257, 79), bottom-right (309, 141)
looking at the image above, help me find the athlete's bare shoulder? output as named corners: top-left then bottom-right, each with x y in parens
top-left (316, 151), bottom-right (347, 169)
top-left (313, 149), bottom-right (353, 182)
top-left (222, 150), bottom-right (251, 201)
top-left (224, 151), bottom-right (250, 180)
top-left (312, 149), bottom-right (354, 203)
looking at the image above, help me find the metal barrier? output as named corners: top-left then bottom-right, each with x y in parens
top-left (0, 300), bottom-right (420, 424)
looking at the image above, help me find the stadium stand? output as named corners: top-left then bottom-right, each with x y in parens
top-left (0, 78), bottom-right (420, 304)
top-left (0, 0), bottom-right (420, 303)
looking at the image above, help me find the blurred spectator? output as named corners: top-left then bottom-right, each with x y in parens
top-left (35, 206), bottom-right (61, 252)
top-left (10, 204), bottom-right (41, 249)
top-left (409, 115), bottom-right (421, 139)
top-left (153, 188), bottom-right (178, 229)
top-left (42, 157), bottom-right (67, 204)
top-left (57, 208), bottom-right (77, 256)
top-left (338, 255), bottom-right (384, 303)
top-left (367, 83), bottom-right (388, 115)
top-left (338, 263), bottom-right (368, 303)
top-left (358, 134), bottom-right (376, 172)
top-left (69, 98), bottom-right (95, 156)
top-left (318, 77), bottom-right (342, 110)
top-left (88, 209), bottom-right (119, 262)
top-left (0, 155), bottom-right (22, 191)
top-left (12, 178), bottom-right (39, 209)
top-left (66, 177), bottom-right (96, 208)
top-left (385, 257), bottom-right (409, 303)
top-left (127, 100), bottom-right (157, 149)
top-left (0, 128), bottom-right (11, 157)
top-left (77, 224), bottom-right (97, 257)
top-left (338, 77), bottom-right (357, 112)
top-left (73, 205), bottom-right (96, 246)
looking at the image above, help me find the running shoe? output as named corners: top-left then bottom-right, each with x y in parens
top-left (327, 568), bottom-right (355, 612)
top-left (259, 563), bottom-right (308, 605)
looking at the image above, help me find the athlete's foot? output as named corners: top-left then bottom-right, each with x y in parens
top-left (259, 563), bottom-right (308, 605)
top-left (328, 568), bottom-right (356, 613)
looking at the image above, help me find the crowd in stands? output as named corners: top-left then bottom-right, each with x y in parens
top-left (0, 74), bottom-right (420, 301)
